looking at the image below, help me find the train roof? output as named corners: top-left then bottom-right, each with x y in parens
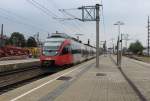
top-left (48, 32), bottom-right (81, 42)
top-left (48, 32), bottom-right (95, 48)
top-left (50, 32), bottom-right (71, 39)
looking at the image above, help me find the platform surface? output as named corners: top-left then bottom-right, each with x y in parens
top-left (0, 58), bottom-right (40, 72)
top-left (0, 58), bottom-right (39, 65)
top-left (50, 56), bottom-right (139, 101)
top-left (121, 56), bottom-right (150, 100)
top-left (0, 56), bottom-right (145, 101)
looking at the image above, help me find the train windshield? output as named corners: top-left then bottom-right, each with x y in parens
top-left (43, 49), bottom-right (58, 56)
top-left (42, 38), bottom-right (64, 56)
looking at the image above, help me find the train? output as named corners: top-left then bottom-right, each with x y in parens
top-left (40, 32), bottom-right (96, 67)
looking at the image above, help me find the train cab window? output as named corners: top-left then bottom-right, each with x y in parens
top-left (62, 47), bottom-right (68, 54)
top-left (62, 45), bottom-right (70, 55)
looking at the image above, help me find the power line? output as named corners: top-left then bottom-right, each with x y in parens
top-left (26, 0), bottom-right (76, 34)
top-left (48, 0), bottom-right (98, 40)
top-left (0, 15), bottom-right (48, 33)
top-left (0, 8), bottom-right (49, 33)
top-left (31, 0), bottom-right (57, 17)
top-left (26, 0), bottom-right (54, 17)
top-left (58, 8), bottom-right (94, 36)
top-left (47, 0), bottom-right (83, 33)
top-left (45, 0), bottom-right (84, 34)
top-left (59, 9), bottom-right (78, 19)
top-left (46, 0), bottom-right (88, 34)
top-left (57, 4), bottom-right (98, 43)
top-left (59, 11), bottom-right (82, 32)
top-left (0, 8), bottom-right (31, 22)
top-left (27, 0), bottom-right (57, 18)
top-left (59, 9), bottom-right (88, 34)
top-left (45, 0), bottom-right (77, 34)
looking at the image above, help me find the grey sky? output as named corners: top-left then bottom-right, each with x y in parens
top-left (0, 0), bottom-right (149, 47)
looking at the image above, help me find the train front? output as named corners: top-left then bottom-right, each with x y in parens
top-left (40, 38), bottom-right (64, 67)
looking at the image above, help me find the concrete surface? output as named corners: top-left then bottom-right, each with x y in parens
top-left (52, 56), bottom-right (139, 101)
top-left (121, 57), bottom-right (150, 101)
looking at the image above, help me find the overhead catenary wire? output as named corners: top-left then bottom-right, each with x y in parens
top-left (0, 15), bottom-right (42, 39)
top-left (56, 2), bottom-right (98, 43)
top-left (27, 0), bottom-right (79, 34)
top-left (26, 0), bottom-right (55, 17)
top-left (47, 0), bottom-right (98, 42)
top-left (58, 7), bottom-right (92, 38)
top-left (59, 11), bottom-right (82, 32)
top-left (0, 8), bottom-right (49, 33)
top-left (46, 0), bottom-right (85, 34)
top-left (27, 0), bottom-right (57, 18)
top-left (27, 0), bottom-right (99, 44)
top-left (45, 0), bottom-right (86, 36)
top-left (59, 9), bottom-right (78, 19)
top-left (58, 9), bottom-right (87, 34)
top-left (0, 14), bottom-right (48, 34)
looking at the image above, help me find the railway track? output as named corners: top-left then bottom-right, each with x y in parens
top-left (0, 58), bottom-right (94, 95)
top-left (0, 65), bottom-right (77, 95)
top-left (0, 67), bottom-right (49, 95)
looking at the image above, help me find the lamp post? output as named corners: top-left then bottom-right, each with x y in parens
top-left (0, 24), bottom-right (4, 47)
top-left (110, 38), bottom-right (115, 54)
top-left (114, 21), bottom-right (124, 67)
top-left (100, 41), bottom-right (107, 55)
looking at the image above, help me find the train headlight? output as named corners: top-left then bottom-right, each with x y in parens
top-left (46, 57), bottom-right (52, 60)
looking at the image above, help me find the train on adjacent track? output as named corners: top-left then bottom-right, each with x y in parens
top-left (40, 32), bottom-right (96, 67)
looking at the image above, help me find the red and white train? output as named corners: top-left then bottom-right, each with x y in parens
top-left (40, 32), bottom-right (96, 67)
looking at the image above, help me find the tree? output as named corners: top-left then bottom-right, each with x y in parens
top-left (26, 37), bottom-right (37, 47)
top-left (129, 40), bottom-right (144, 55)
top-left (5, 37), bottom-right (10, 45)
top-left (9, 32), bottom-right (26, 47)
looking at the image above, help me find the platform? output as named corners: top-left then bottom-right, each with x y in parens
top-left (0, 58), bottom-right (40, 72)
top-left (121, 56), bottom-right (150, 100)
top-left (0, 56), bottom-right (144, 101)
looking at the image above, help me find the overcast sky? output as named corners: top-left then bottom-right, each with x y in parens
top-left (0, 0), bottom-right (149, 47)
